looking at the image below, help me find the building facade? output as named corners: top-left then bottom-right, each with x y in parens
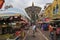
top-left (44, 0), bottom-right (60, 19)
top-left (25, 2), bottom-right (41, 23)
top-left (44, 3), bottom-right (53, 18)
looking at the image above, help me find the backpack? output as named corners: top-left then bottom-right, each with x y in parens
top-left (56, 28), bottom-right (60, 34)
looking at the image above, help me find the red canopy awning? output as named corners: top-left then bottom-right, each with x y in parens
top-left (0, 0), bottom-right (4, 9)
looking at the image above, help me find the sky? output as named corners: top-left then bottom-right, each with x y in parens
top-left (2, 0), bottom-right (54, 10)
top-left (1, 0), bottom-right (54, 20)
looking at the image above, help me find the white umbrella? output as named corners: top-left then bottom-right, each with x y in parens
top-left (0, 8), bottom-right (31, 20)
top-left (0, 12), bottom-right (21, 17)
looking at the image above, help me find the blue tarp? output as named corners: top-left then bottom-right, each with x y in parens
top-left (42, 23), bottom-right (49, 31)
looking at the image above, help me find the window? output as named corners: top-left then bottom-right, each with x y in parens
top-left (53, 4), bottom-right (58, 14)
top-left (55, 4), bottom-right (58, 13)
top-left (53, 7), bottom-right (55, 14)
top-left (55, 0), bottom-right (57, 1)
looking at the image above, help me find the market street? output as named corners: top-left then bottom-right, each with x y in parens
top-left (0, 0), bottom-right (60, 40)
top-left (24, 27), bottom-right (50, 40)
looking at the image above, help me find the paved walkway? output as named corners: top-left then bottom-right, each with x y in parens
top-left (24, 26), bottom-right (49, 40)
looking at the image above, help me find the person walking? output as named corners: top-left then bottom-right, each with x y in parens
top-left (49, 24), bottom-right (54, 40)
top-left (32, 24), bottom-right (36, 37)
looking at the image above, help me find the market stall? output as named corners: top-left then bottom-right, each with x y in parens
top-left (0, 15), bottom-right (29, 40)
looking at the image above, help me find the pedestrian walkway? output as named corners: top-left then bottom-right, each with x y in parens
top-left (24, 27), bottom-right (49, 40)
top-left (40, 29), bottom-right (50, 40)
top-left (39, 28), bottom-right (57, 40)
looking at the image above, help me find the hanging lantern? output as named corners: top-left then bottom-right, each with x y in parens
top-left (45, 18), bottom-right (50, 22)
